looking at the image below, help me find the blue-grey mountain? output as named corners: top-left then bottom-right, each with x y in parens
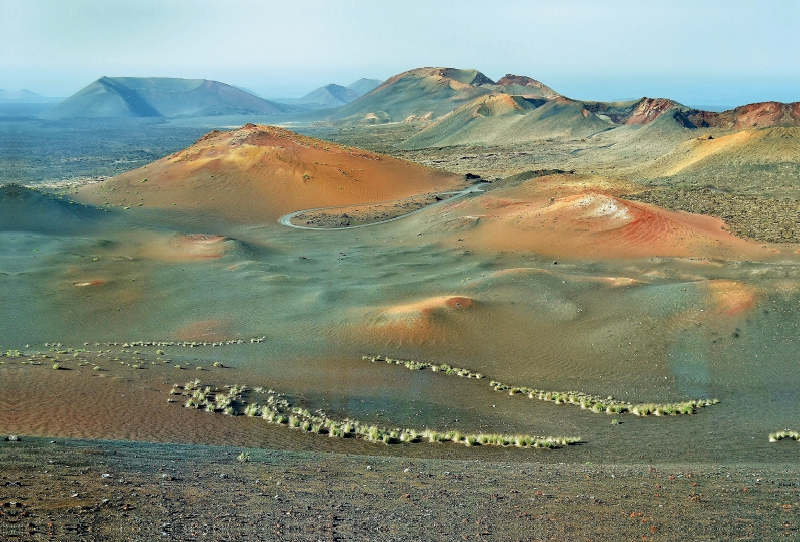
top-left (40, 77), bottom-right (291, 120)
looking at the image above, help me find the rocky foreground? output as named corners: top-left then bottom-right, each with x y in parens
top-left (2, 438), bottom-right (797, 541)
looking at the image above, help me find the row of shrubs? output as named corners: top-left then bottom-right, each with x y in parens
top-left (173, 379), bottom-right (581, 449)
top-left (364, 355), bottom-right (485, 378)
top-left (111, 336), bottom-right (265, 349)
top-left (363, 355), bottom-right (718, 416)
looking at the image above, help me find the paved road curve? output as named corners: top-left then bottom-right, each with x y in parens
top-left (278, 183), bottom-right (489, 230)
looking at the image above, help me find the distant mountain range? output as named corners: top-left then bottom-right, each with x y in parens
top-left (324, 68), bottom-right (561, 126)
top-left (39, 77), bottom-right (293, 120)
top-left (270, 78), bottom-right (383, 109)
top-left (32, 69), bottom-right (800, 152)
top-left (40, 77), bottom-right (385, 119)
top-left (0, 89), bottom-right (62, 103)
top-left (326, 68), bottom-right (501, 124)
top-left (310, 67), bottom-right (798, 149)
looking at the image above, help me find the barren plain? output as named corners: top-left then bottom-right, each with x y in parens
top-left (3, 69), bottom-right (800, 539)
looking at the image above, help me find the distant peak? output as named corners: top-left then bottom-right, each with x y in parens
top-left (491, 74), bottom-right (560, 99)
top-left (394, 67), bottom-right (495, 86)
top-left (440, 68), bottom-right (495, 86)
top-left (495, 74), bottom-right (545, 87)
top-left (624, 97), bottom-right (684, 125)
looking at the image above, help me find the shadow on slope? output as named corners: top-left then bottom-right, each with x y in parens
top-left (0, 184), bottom-right (110, 234)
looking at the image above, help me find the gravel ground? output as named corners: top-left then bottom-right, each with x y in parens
top-left (2, 437), bottom-right (798, 541)
top-left (292, 194), bottom-right (441, 228)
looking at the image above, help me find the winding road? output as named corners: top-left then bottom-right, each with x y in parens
top-left (278, 182), bottom-right (490, 230)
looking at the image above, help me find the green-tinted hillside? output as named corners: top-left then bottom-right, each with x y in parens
top-left (401, 95), bottom-right (612, 148)
top-left (327, 68), bottom-right (495, 125)
top-left (0, 184), bottom-right (109, 234)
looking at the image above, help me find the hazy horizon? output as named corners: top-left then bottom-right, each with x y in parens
top-left (3, 0), bottom-right (799, 107)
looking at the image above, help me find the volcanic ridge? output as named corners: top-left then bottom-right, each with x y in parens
top-left (77, 123), bottom-right (466, 223)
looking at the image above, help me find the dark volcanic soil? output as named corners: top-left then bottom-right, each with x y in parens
top-left (2, 437), bottom-right (798, 541)
top-left (291, 194), bottom-right (442, 228)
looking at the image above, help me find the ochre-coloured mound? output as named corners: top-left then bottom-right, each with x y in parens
top-left (360, 295), bottom-right (476, 346)
top-left (642, 127), bottom-right (799, 177)
top-left (655, 130), bottom-right (754, 176)
top-left (140, 234), bottom-right (232, 262)
top-left (77, 124), bottom-right (464, 224)
top-left (703, 279), bottom-right (758, 318)
top-left (664, 280), bottom-right (758, 334)
top-left (427, 174), bottom-right (776, 260)
top-left (173, 319), bottom-right (234, 342)
top-left (492, 267), bottom-right (642, 287)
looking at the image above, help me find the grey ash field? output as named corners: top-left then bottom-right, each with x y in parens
top-left (2, 70), bottom-right (800, 540)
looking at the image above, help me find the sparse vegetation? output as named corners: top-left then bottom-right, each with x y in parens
top-left (169, 379), bottom-right (580, 449)
top-left (363, 355), bottom-right (718, 417)
top-left (769, 430), bottom-right (800, 443)
top-left (94, 337), bottom-right (265, 349)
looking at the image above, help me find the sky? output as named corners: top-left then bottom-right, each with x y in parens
top-left (3, 0), bottom-right (799, 107)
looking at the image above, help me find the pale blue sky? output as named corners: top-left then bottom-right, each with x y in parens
top-left (3, 0), bottom-right (798, 107)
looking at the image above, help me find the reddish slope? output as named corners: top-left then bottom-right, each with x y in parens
top-left (77, 124), bottom-right (464, 223)
top-left (624, 98), bottom-right (683, 125)
top-left (423, 174), bottom-right (778, 260)
top-left (687, 101), bottom-right (800, 129)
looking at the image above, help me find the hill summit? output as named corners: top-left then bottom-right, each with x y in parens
top-left (346, 78), bottom-right (383, 96)
top-left (77, 124), bottom-right (464, 223)
top-left (291, 84), bottom-right (360, 108)
top-left (40, 77), bottom-right (291, 120)
top-left (327, 67), bottom-right (502, 124)
top-left (487, 74), bottom-right (560, 99)
top-left (0, 89), bottom-right (61, 104)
